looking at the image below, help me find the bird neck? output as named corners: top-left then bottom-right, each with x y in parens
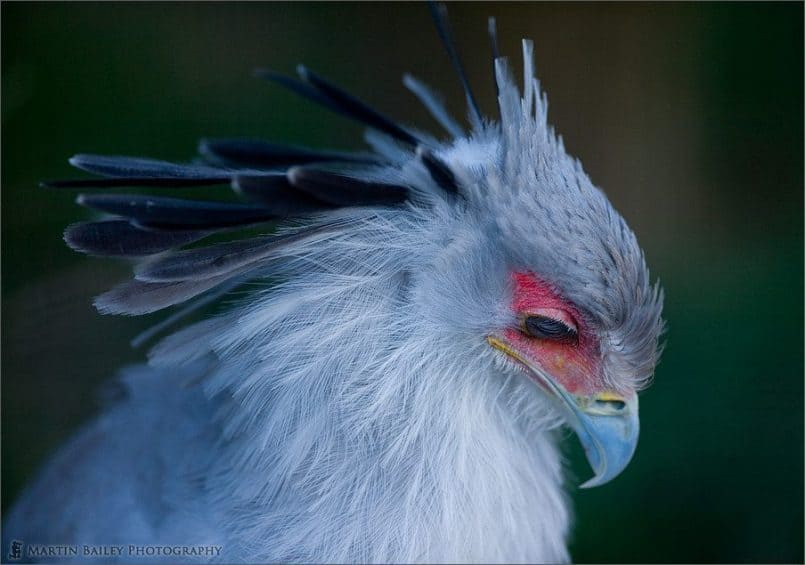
top-left (155, 214), bottom-right (572, 561)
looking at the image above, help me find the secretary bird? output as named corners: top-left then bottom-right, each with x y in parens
top-left (5, 4), bottom-right (664, 563)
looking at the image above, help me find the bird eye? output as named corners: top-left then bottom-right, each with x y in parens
top-left (522, 314), bottom-right (578, 344)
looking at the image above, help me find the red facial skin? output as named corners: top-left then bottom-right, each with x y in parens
top-left (504, 272), bottom-right (607, 396)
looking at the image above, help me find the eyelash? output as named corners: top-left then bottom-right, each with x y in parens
top-left (521, 314), bottom-right (579, 345)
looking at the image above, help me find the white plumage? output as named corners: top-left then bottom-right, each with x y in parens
top-left (5, 6), bottom-right (663, 563)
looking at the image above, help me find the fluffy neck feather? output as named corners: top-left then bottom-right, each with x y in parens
top-left (151, 211), bottom-right (572, 563)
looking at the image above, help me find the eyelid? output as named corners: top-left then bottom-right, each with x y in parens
top-left (522, 308), bottom-right (578, 334)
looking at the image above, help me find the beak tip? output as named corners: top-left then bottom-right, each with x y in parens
top-left (578, 467), bottom-right (620, 489)
top-left (579, 477), bottom-right (602, 490)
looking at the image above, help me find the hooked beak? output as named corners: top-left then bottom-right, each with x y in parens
top-left (487, 336), bottom-right (639, 488)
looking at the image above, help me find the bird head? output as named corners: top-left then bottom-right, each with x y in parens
top-left (406, 117), bottom-right (664, 487)
top-left (485, 270), bottom-right (646, 488)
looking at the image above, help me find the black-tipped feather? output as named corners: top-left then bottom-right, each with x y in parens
top-left (135, 225), bottom-right (336, 283)
top-left (77, 194), bottom-right (278, 230)
top-left (254, 69), bottom-right (335, 109)
top-left (43, 177), bottom-right (231, 189)
top-left (428, 1), bottom-right (483, 126)
top-left (65, 220), bottom-right (208, 257)
top-left (43, 154), bottom-right (234, 189)
top-left (257, 67), bottom-right (422, 147)
top-left (234, 174), bottom-right (336, 214)
top-left (297, 66), bottom-right (422, 147)
top-left (69, 154), bottom-right (229, 179)
top-left (200, 138), bottom-right (381, 169)
top-left (288, 166), bottom-right (409, 206)
top-left (95, 273), bottom-right (240, 315)
top-left (417, 148), bottom-right (459, 195)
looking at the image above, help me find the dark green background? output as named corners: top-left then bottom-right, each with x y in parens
top-left (2, 3), bottom-right (802, 563)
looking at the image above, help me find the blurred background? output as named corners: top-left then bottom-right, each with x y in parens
top-left (2, 3), bottom-right (802, 562)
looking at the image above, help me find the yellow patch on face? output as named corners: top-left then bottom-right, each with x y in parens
top-left (595, 391), bottom-right (627, 402)
top-left (487, 336), bottom-right (525, 363)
